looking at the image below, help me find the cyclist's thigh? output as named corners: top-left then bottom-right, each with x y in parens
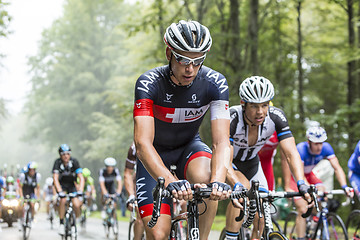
top-left (135, 159), bottom-right (172, 219)
top-left (177, 138), bottom-right (212, 181)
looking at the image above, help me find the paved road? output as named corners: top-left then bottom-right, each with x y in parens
top-left (0, 212), bottom-right (221, 240)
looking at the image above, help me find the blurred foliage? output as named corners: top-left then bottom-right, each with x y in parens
top-left (23, 0), bottom-right (360, 215)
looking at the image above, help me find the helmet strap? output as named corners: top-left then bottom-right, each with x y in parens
top-left (243, 105), bottom-right (257, 127)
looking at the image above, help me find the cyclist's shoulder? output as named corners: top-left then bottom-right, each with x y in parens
top-left (296, 141), bottom-right (308, 151)
top-left (268, 106), bottom-right (288, 122)
top-left (230, 105), bottom-right (242, 116)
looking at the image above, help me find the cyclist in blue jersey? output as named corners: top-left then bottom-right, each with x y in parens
top-left (348, 140), bottom-right (360, 201)
top-left (287, 126), bottom-right (352, 240)
top-left (133, 20), bottom-right (231, 240)
top-left (52, 144), bottom-right (84, 236)
top-left (224, 76), bottom-right (311, 240)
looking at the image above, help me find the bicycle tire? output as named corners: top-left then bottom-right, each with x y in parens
top-left (23, 208), bottom-right (31, 240)
top-left (283, 211), bottom-right (297, 240)
top-left (272, 217), bottom-right (282, 233)
top-left (346, 209), bottom-right (360, 240)
top-left (325, 212), bottom-right (348, 240)
top-left (112, 209), bottom-right (119, 239)
top-left (219, 227), bottom-right (246, 240)
top-left (268, 231), bottom-right (287, 240)
top-left (128, 219), bottom-right (135, 240)
top-left (172, 220), bottom-right (187, 240)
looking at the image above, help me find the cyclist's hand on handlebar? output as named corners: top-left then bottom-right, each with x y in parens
top-left (166, 180), bottom-right (192, 201)
top-left (126, 195), bottom-right (136, 211)
top-left (297, 180), bottom-right (312, 205)
top-left (58, 191), bottom-right (66, 198)
top-left (231, 182), bottom-right (245, 209)
top-left (208, 182), bottom-right (231, 201)
top-left (342, 185), bottom-right (354, 198)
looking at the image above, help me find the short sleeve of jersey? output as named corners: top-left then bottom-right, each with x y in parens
top-left (321, 142), bottom-right (336, 159)
top-left (99, 168), bottom-right (105, 182)
top-left (87, 176), bottom-right (94, 185)
top-left (36, 173), bottom-right (41, 184)
top-left (115, 168), bottom-right (122, 181)
top-left (19, 173), bottom-right (25, 184)
top-left (229, 107), bottom-right (240, 144)
top-left (269, 107), bottom-right (293, 141)
top-left (133, 69), bottom-right (160, 118)
top-left (206, 69), bottom-right (230, 120)
top-left (125, 143), bottom-right (136, 170)
top-left (72, 158), bottom-right (82, 174)
top-left (52, 159), bottom-right (61, 174)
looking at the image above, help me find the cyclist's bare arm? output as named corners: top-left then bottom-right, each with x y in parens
top-left (209, 118), bottom-right (231, 200)
top-left (279, 137), bottom-right (305, 183)
top-left (77, 173), bottom-right (84, 193)
top-left (116, 178), bottom-right (122, 194)
top-left (134, 116), bottom-right (176, 186)
top-left (35, 185), bottom-right (41, 199)
top-left (99, 180), bottom-right (108, 195)
top-left (53, 173), bottom-right (62, 193)
top-left (124, 167), bottom-right (135, 196)
top-left (279, 137), bottom-right (311, 202)
top-left (280, 148), bottom-right (293, 191)
top-left (226, 146), bottom-right (249, 188)
top-left (328, 156), bottom-right (348, 188)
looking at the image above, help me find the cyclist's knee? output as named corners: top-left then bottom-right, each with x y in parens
top-left (146, 229), bottom-right (169, 240)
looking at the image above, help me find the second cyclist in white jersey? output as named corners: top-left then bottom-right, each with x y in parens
top-left (225, 76), bottom-right (311, 240)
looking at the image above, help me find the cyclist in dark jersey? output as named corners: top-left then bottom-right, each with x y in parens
top-left (19, 162), bottom-right (41, 221)
top-left (99, 157), bottom-right (122, 222)
top-left (52, 144), bottom-right (84, 236)
top-left (134, 20), bottom-right (231, 240)
top-left (224, 76), bottom-right (311, 240)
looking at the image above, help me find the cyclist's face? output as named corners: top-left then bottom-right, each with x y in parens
top-left (60, 152), bottom-right (71, 164)
top-left (166, 47), bottom-right (204, 86)
top-left (28, 168), bottom-right (35, 176)
top-left (309, 141), bottom-right (323, 155)
top-left (106, 166), bottom-right (114, 174)
top-left (244, 102), bottom-right (269, 126)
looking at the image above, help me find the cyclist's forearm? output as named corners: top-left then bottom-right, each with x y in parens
top-left (334, 167), bottom-right (348, 187)
top-left (210, 140), bottom-right (231, 183)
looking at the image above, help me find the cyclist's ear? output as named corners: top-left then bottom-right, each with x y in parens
top-left (166, 47), bottom-right (172, 61)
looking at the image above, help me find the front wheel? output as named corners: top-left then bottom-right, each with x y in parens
top-left (346, 209), bottom-right (360, 240)
top-left (283, 211), bottom-right (297, 240)
top-left (326, 212), bottom-right (348, 240)
top-left (268, 231), bottom-right (287, 240)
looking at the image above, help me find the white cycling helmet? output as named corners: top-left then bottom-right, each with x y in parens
top-left (164, 20), bottom-right (212, 53)
top-left (104, 157), bottom-right (117, 167)
top-left (239, 76), bottom-right (275, 103)
top-left (45, 177), bottom-right (53, 186)
top-left (306, 126), bottom-right (327, 143)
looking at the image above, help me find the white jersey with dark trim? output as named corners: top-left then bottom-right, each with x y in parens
top-left (230, 105), bottom-right (292, 162)
top-left (133, 65), bottom-right (230, 150)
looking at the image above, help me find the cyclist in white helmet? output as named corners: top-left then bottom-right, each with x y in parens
top-left (287, 126), bottom-right (353, 240)
top-left (99, 157), bottom-right (122, 223)
top-left (43, 177), bottom-right (56, 218)
top-left (224, 76), bottom-right (311, 240)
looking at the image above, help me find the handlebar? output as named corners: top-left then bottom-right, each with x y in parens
top-left (148, 177), bottom-right (244, 228)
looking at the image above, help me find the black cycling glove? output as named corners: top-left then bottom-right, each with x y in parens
top-left (209, 181), bottom-right (231, 192)
top-left (166, 180), bottom-right (191, 193)
top-left (297, 180), bottom-right (310, 197)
